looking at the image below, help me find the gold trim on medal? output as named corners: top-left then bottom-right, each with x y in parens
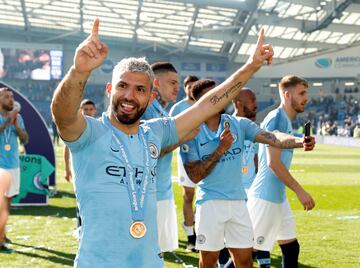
top-left (4, 144), bottom-right (11, 151)
top-left (224, 120), bottom-right (230, 129)
top-left (130, 221), bottom-right (147, 239)
top-left (242, 166), bottom-right (249, 174)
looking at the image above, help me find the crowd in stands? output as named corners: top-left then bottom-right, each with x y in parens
top-left (17, 81), bottom-right (105, 126)
top-left (294, 88), bottom-right (360, 138)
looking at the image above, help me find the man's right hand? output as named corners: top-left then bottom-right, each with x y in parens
top-left (218, 128), bottom-right (234, 154)
top-left (74, 18), bottom-right (108, 74)
top-left (65, 169), bottom-right (73, 183)
top-left (296, 189), bottom-right (315, 211)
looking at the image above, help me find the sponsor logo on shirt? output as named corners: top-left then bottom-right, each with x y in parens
top-left (105, 165), bottom-right (157, 185)
top-left (201, 147), bottom-right (241, 162)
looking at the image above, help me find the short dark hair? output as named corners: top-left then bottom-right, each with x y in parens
top-left (279, 75), bottom-right (308, 91)
top-left (80, 99), bottom-right (96, 108)
top-left (184, 75), bottom-right (199, 88)
top-left (151, 62), bottom-right (177, 75)
top-left (190, 79), bottom-right (216, 101)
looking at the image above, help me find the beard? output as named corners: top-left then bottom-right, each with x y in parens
top-left (111, 99), bottom-right (147, 125)
top-left (1, 103), bottom-right (13, 112)
top-left (243, 106), bottom-right (257, 121)
top-left (291, 98), bottom-right (305, 113)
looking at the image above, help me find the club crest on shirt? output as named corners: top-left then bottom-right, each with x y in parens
top-left (149, 143), bottom-right (159, 159)
top-left (231, 133), bottom-right (237, 143)
top-left (181, 144), bottom-right (189, 153)
top-left (256, 236), bottom-right (265, 245)
top-left (197, 234), bottom-right (206, 244)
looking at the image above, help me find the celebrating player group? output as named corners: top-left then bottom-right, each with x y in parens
top-left (50, 18), bottom-right (315, 268)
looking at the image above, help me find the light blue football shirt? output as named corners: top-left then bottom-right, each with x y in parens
top-left (65, 113), bottom-right (178, 268)
top-left (241, 140), bottom-right (259, 191)
top-left (249, 107), bottom-right (293, 203)
top-left (169, 99), bottom-right (191, 117)
top-left (181, 114), bottom-right (261, 205)
top-left (0, 113), bottom-right (25, 169)
top-left (142, 99), bottom-right (174, 201)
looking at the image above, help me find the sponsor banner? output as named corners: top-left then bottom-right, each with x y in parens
top-left (12, 154), bottom-right (55, 204)
top-left (255, 46), bottom-right (360, 78)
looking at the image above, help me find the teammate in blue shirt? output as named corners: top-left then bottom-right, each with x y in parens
top-left (142, 62), bottom-right (180, 253)
top-left (51, 18), bottom-right (275, 267)
top-left (181, 80), bottom-right (315, 268)
top-left (247, 75), bottom-right (316, 268)
top-left (169, 75), bottom-right (199, 252)
top-left (0, 87), bottom-right (28, 254)
top-left (218, 88), bottom-right (259, 267)
top-left (233, 89), bottom-right (259, 194)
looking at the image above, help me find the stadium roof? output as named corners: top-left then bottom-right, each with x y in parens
top-left (0, 0), bottom-right (360, 63)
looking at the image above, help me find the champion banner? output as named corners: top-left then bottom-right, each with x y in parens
top-left (12, 154), bottom-right (54, 204)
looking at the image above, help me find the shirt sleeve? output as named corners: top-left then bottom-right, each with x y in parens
top-left (17, 114), bottom-right (25, 129)
top-left (147, 117), bottom-right (179, 149)
top-left (180, 138), bottom-right (199, 164)
top-left (263, 111), bottom-right (287, 133)
top-left (169, 103), bottom-right (182, 117)
top-left (237, 117), bottom-right (261, 142)
top-left (64, 116), bottom-right (106, 153)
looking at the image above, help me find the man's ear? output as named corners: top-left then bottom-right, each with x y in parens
top-left (106, 82), bottom-right (112, 97)
top-left (284, 90), bottom-right (291, 100)
top-left (153, 78), bottom-right (160, 89)
top-left (149, 91), bottom-right (157, 104)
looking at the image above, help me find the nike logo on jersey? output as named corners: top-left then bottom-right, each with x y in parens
top-left (200, 141), bottom-right (210, 146)
top-left (110, 146), bottom-right (120, 152)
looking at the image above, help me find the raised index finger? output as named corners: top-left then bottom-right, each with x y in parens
top-left (91, 18), bottom-right (100, 39)
top-left (256, 28), bottom-right (265, 49)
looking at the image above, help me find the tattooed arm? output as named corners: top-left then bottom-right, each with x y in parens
top-left (51, 19), bottom-right (108, 141)
top-left (255, 130), bottom-right (315, 151)
top-left (160, 127), bottom-right (200, 157)
top-left (174, 29), bottom-right (273, 142)
top-left (184, 129), bottom-right (234, 183)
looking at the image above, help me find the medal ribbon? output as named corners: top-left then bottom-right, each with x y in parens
top-left (1, 116), bottom-right (11, 146)
top-left (103, 114), bottom-right (150, 221)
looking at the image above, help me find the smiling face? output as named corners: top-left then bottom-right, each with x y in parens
top-left (108, 71), bottom-right (153, 125)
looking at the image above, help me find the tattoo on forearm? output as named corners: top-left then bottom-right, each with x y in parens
top-left (260, 131), bottom-right (277, 144)
top-left (210, 81), bottom-right (243, 105)
top-left (260, 131), bottom-right (301, 149)
top-left (185, 149), bottom-right (223, 183)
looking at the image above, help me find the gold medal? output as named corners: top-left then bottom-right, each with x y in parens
top-left (129, 221), bottom-right (147, 239)
top-left (4, 144), bottom-right (11, 151)
top-left (224, 120), bottom-right (230, 129)
top-left (242, 166), bottom-right (249, 174)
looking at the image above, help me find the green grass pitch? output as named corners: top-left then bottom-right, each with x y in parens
top-left (1, 143), bottom-right (359, 267)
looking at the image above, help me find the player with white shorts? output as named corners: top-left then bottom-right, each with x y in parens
top-left (248, 75), bottom-right (316, 268)
top-left (142, 62), bottom-right (179, 253)
top-left (170, 76), bottom-right (199, 251)
top-left (4, 168), bottom-right (20, 197)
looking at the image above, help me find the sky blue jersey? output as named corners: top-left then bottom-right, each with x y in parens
top-left (249, 107), bottom-right (294, 203)
top-left (0, 113), bottom-right (25, 169)
top-left (142, 99), bottom-right (174, 201)
top-left (65, 113), bottom-right (178, 268)
top-left (181, 114), bottom-right (261, 205)
top-left (169, 99), bottom-right (191, 117)
top-left (241, 140), bottom-right (259, 191)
